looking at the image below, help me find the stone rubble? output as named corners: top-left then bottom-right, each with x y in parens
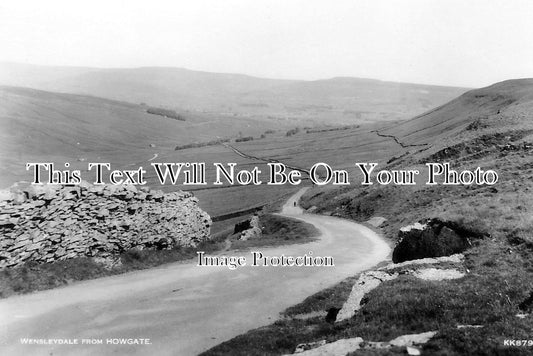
top-left (239, 215), bottom-right (262, 240)
top-left (366, 216), bottom-right (387, 227)
top-left (388, 331), bottom-right (437, 347)
top-left (407, 346), bottom-right (422, 355)
top-left (293, 340), bottom-right (327, 353)
top-left (291, 337), bottom-right (364, 355)
top-left (288, 331), bottom-right (437, 355)
top-left (0, 181), bottom-right (211, 268)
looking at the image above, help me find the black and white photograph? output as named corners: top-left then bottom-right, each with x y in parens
top-left (1, 1), bottom-right (533, 355)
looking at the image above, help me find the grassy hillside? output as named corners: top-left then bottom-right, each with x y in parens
top-left (203, 79), bottom-right (533, 355)
top-left (0, 62), bottom-right (467, 125)
top-left (0, 86), bottom-right (281, 190)
top-left (379, 79), bottom-right (533, 148)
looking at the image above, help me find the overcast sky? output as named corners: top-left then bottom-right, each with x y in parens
top-left (1, 0), bottom-right (532, 87)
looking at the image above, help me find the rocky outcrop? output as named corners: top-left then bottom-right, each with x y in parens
top-left (239, 215), bottom-right (262, 240)
top-left (336, 254), bottom-right (466, 323)
top-left (234, 219), bottom-right (251, 234)
top-left (392, 218), bottom-right (483, 263)
top-left (0, 182), bottom-right (211, 268)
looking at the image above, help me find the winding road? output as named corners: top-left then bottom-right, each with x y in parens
top-left (0, 188), bottom-right (390, 356)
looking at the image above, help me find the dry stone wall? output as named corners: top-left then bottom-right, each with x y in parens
top-left (0, 181), bottom-right (211, 268)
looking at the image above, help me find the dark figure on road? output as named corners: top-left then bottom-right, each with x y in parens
top-left (293, 201), bottom-right (297, 207)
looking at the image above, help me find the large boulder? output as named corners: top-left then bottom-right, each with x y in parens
top-left (392, 218), bottom-right (484, 263)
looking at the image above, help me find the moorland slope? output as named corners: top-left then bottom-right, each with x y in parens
top-left (379, 78), bottom-right (533, 148)
top-left (0, 86), bottom-right (279, 188)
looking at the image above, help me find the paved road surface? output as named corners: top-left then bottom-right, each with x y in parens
top-left (0, 188), bottom-right (390, 356)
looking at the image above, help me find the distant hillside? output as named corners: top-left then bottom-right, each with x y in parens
top-left (0, 86), bottom-right (279, 188)
top-left (0, 62), bottom-right (468, 125)
top-left (379, 78), bottom-right (533, 149)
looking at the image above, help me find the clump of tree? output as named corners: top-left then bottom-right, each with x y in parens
top-left (306, 125), bottom-right (359, 134)
top-left (175, 138), bottom-right (229, 151)
top-left (235, 136), bottom-right (254, 143)
top-left (286, 127), bottom-right (300, 137)
top-left (146, 107), bottom-right (185, 121)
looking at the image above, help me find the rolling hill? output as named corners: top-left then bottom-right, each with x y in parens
top-left (0, 86), bottom-right (281, 189)
top-left (226, 79), bottom-right (533, 173)
top-left (0, 62), bottom-right (467, 125)
top-left (379, 78), bottom-right (533, 149)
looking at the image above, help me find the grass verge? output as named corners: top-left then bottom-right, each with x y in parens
top-left (0, 213), bottom-right (318, 299)
top-left (230, 214), bottom-right (320, 251)
top-left (0, 238), bottom-right (225, 298)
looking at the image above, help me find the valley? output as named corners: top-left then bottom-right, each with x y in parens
top-left (1, 63), bottom-right (533, 356)
top-left (0, 69), bottom-right (464, 222)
